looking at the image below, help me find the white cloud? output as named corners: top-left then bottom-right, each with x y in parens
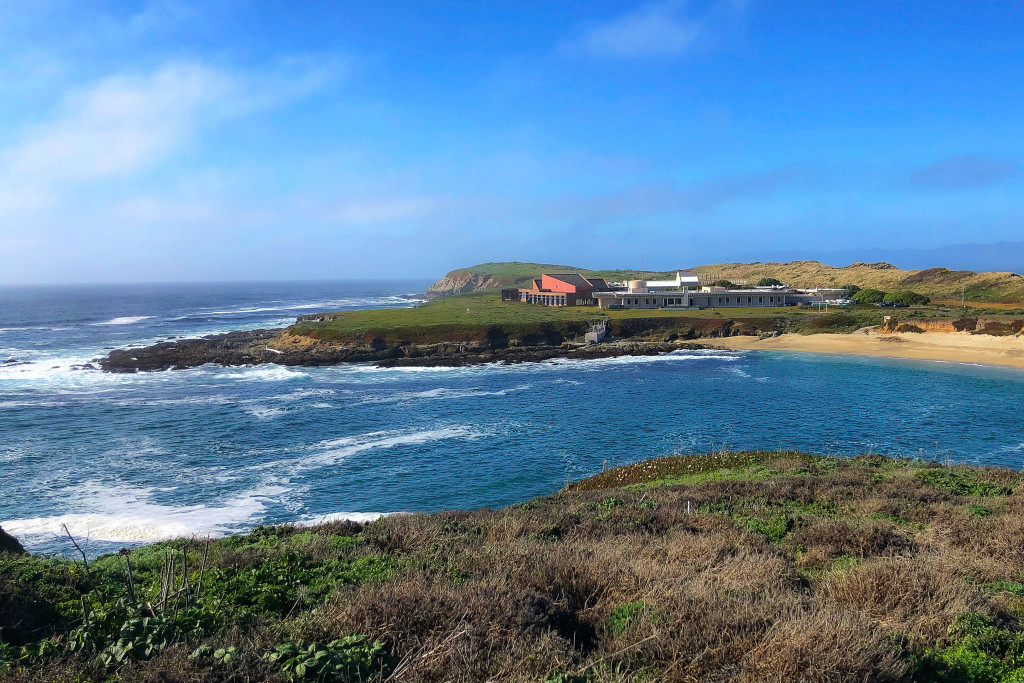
top-left (6, 63), bottom-right (230, 184)
top-left (0, 57), bottom-right (343, 206)
top-left (564, 0), bottom-right (746, 59)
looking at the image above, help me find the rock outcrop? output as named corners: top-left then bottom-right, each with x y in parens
top-left (424, 272), bottom-right (505, 299)
top-left (0, 526), bottom-right (26, 555)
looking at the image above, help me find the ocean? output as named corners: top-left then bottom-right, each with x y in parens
top-left (2, 280), bottom-right (1023, 555)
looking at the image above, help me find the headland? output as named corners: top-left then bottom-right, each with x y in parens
top-left (98, 260), bottom-right (1024, 373)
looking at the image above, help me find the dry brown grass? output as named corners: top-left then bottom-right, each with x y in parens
top-left (291, 455), bottom-right (1024, 681)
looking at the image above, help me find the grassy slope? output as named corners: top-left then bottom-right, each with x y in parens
top-left (4, 453), bottom-right (1024, 682)
top-left (441, 261), bottom-right (1024, 303)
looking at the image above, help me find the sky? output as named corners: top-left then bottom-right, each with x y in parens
top-left (1, 1), bottom-right (1023, 283)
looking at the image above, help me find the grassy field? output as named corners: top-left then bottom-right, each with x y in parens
top-left (4, 452), bottom-right (1024, 681)
top-left (288, 291), bottom-right (1021, 345)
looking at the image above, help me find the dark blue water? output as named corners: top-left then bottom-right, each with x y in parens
top-left (2, 281), bottom-right (1023, 555)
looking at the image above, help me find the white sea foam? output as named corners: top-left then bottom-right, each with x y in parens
top-left (182, 296), bottom-right (424, 318)
top-left (304, 426), bottom-right (483, 468)
top-left (2, 482), bottom-right (290, 544)
top-left (213, 365), bottom-right (310, 382)
top-left (536, 349), bottom-right (744, 371)
top-left (243, 406), bottom-right (288, 420)
top-left (249, 425), bottom-right (484, 474)
top-left (356, 384), bottom-right (531, 405)
top-left (297, 511), bottom-right (393, 526)
top-left (92, 316), bottom-right (153, 326)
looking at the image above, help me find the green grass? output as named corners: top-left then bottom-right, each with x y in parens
top-left (915, 468), bottom-right (1013, 497)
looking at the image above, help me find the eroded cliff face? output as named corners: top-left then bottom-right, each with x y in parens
top-left (424, 272), bottom-right (504, 299)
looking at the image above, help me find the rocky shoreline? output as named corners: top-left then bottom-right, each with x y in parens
top-left (97, 329), bottom-right (715, 373)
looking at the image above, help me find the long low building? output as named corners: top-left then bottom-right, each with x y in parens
top-left (505, 271), bottom-right (839, 309)
top-left (595, 289), bottom-right (790, 309)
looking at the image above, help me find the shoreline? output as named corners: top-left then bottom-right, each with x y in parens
top-left (710, 330), bottom-right (1024, 371)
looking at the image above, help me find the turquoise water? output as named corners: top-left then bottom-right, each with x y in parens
top-left (2, 281), bottom-right (1023, 555)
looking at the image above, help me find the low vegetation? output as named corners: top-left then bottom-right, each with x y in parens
top-left (3, 453), bottom-right (1024, 681)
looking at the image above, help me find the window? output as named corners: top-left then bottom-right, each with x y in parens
top-left (759, 296), bottom-right (763, 304)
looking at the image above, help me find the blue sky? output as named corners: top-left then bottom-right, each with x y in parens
top-left (1, 1), bottom-right (1022, 283)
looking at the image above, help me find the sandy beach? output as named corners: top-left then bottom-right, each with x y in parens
top-left (711, 330), bottom-right (1024, 370)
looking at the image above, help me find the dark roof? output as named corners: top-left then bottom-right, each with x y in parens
top-left (585, 277), bottom-right (610, 290)
top-left (544, 273), bottom-right (594, 289)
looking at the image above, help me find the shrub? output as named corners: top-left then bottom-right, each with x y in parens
top-left (852, 288), bottom-right (887, 304)
top-left (953, 317), bottom-right (978, 332)
top-left (806, 314), bottom-right (859, 331)
top-left (757, 277), bottom-right (783, 287)
top-left (883, 291), bottom-right (931, 306)
top-left (896, 323), bottom-right (925, 333)
top-left (976, 321), bottom-right (1024, 336)
top-left (711, 280), bottom-right (735, 289)
top-left (841, 284), bottom-right (862, 296)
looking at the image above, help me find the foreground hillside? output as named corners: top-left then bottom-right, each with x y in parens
top-left (3, 453), bottom-right (1024, 682)
top-left (427, 260), bottom-right (1024, 303)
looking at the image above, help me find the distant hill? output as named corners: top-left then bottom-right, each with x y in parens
top-left (426, 260), bottom-right (1024, 303)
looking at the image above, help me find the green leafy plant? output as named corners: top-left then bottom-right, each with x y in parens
top-left (607, 601), bottom-right (650, 637)
top-left (919, 613), bottom-right (1024, 682)
top-left (264, 636), bottom-right (394, 682)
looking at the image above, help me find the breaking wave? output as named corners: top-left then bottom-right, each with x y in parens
top-left (92, 316), bottom-right (154, 326)
top-left (2, 482), bottom-right (290, 545)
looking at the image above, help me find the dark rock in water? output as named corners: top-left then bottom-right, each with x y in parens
top-left (2, 358), bottom-right (31, 366)
top-left (0, 526), bottom-right (26, 555)
top-left (70, 363), bottom-right (98, 371)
